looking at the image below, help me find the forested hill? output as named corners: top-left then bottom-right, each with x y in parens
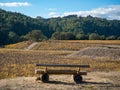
top-left (0, 9), bottom-right (120, 45)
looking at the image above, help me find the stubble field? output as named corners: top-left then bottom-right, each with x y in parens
top-left (0, 40), bottom-right (120, 90)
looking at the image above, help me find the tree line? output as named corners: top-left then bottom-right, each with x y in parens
top-left (0, 9), bottom-right (120, 45)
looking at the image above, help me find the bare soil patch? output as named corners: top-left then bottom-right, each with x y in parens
top-left (68, 47), bottom-right (120, 60)
top-left (0, 72), bottom-right (120, 90)
top-left (25, 42), bottom-right (38, 50)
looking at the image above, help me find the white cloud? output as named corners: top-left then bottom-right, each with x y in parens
top-left (0, 2), bottom-right (31, 7)
top-left (48, 5), bottom-right (120, 20)
top-left (48, 12), bottom-right (59, 17)
top-left (63, 5), bottom-right (120, 20)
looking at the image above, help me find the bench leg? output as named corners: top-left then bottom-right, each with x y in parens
top-left (41, 73), bottom-right (49, 83)
top-left (36, 76), bottom-right (41, 80)
top-left (73, 74), bottom-right (83, 83)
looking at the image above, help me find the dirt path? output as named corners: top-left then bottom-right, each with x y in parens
top-left (25, 42), bottom-right (38, 50)
top-left (0, 72), bottom-right (120, 90)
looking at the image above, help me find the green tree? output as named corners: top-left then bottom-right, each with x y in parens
top-left (0, 29), bottom-right (9, 45)
top-left (51, 32), bottom-right (75, 40)
top-left (76, 33), bottom-right (88, 40)
top-left (0, 8), bottom-right (120, 45)
top-left (117, 36), bottom-right (120, 40)
top-left (106, 36), bottom-right (116, 40)
top-left (26, 30), bottom-right (47, 41)
top-left (100, 35), bottom-right (105, 40)
top-left (89, 33), bottom-right (101, 40)
top-left (51, 32), bottom-right (61, 40)
top-left (8, 31), bottom-right (19, 43)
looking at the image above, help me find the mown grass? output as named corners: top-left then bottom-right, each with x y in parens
top-left (30, 40), bottom-right (120, 50)
top-left (5, 41), bottom-right (33, 49)
top-left (5, 40), bottom-right (120, 50)
top-left (0, 40), bottom-right (120, 79)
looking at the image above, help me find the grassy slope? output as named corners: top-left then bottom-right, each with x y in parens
top-left (5, 40), bottom-right (120, 50)
top-left (5, 41), bottom-right (34, 49)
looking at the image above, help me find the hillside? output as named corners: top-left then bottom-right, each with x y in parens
top-left (5, 40), bottom-right (120, 60)
top-left (0, 9), bottom-right (120, 45)
top-left (5, 40), bottom-right (120, 50)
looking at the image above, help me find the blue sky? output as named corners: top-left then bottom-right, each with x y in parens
top-left (0, 0), bottom-right (120, 19)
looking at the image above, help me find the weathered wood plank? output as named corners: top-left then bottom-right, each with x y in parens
top-left (36, 64), bottom-right (90, 68)
top-left (35, 69), bottom-right (87, 75)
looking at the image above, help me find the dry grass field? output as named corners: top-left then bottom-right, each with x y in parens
top-left (5, 41), bottom-right (34, 49)
top-left (0, 40), bottom-right (120, 90)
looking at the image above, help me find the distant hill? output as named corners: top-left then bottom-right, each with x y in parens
top-left (0, 9), bottom-right (120, 45)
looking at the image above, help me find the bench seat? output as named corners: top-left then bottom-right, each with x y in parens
top-left (35, 69), bottom-right (87, 75)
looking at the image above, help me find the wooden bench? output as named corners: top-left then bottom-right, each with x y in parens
top-left (35, 64), bottom-right (90, 83)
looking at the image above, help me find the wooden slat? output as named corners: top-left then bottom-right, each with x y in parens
top-left (35, 69), bottom-right (87, 75)
top-left (36, 64), bottom-right (90, 68)
top-left (35, 69), bottom-right (44, 74)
